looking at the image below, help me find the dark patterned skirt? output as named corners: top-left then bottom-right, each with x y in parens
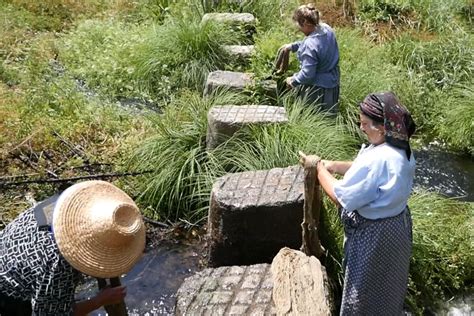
top-left (340, 208), bottom-right (412, 316)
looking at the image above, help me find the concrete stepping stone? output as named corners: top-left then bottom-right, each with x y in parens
top-left (202, 13), bottom-right (256, 43)
top-left (208, 165), bottom-right (304, 267)
top-left (175, 264), bottom-right (276, 315)
top-left (206, 105), bottom-right (288, 149)
top-left (223, 45), bottom-right (255, 64)
top-left (203, 70), bottom-right (277, 99)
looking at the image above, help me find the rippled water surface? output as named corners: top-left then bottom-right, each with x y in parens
top-left (76, 240), bottom-right (202, 315)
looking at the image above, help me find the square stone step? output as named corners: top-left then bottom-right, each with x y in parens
top-left (176, 264), bottom-right (276, 315)
top-left (223, 45), bottom-right (255, 64)
top-left (206, 105), bottom-right (288, 149)
top-left (202, 13), bottom-right (256, 44)
top-left (203, 70), bottom-right (277, 99)
top-left (208, 165), bottom-right (304, 267)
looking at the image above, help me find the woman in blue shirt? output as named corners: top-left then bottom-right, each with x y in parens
top-left (283, 4), bottom-right (340, 116)
top-left (314, 92), bottom-right (416, 315)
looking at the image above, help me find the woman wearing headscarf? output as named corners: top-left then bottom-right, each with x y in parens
top-left (316, 92), bottom-right (416, 315)
top-left (282, 3), bottom-right (340, 116)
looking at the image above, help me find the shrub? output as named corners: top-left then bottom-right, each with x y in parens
top-left (58, 19), bottom-right (148, 100)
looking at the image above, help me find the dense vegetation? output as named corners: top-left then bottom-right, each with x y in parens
top-left (1, 0), bottom-right (472, 313)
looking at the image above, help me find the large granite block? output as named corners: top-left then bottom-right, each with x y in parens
top-left (206, 105), bottom-right (288, 149)
top-left (208, 166), bottom-right (304, 267)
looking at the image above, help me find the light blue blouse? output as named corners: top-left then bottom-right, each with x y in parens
top-left (290, 23), bottom-right (340, 89)
top-left (333, 143), bottom-right (416, 219)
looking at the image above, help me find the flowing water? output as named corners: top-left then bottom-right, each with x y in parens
top-left (77, 148), bottom-right (473, 315)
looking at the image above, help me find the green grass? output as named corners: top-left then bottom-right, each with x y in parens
top-left (407, 191), bottom-right (473, 313)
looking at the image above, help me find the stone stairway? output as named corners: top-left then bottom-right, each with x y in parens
top-left (176, 8), bottom-right (333, 315)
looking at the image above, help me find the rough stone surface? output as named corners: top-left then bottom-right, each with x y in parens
top-left (175, 264), bottom-right (276, 316)
top-left (206, 105), bottom-right (288, 149)
top-left (203, 71), bottom-right (277, 99)
top-left (204, 71), bottom-right (251, 96)
top-left (202, 12), bottom-right (255, 25)
top-left (208, 165), bottom-right (304, 267)
top-left (271, 248), bottom-right (335, 315)
top-left (202, 13), bottom-right (256, 44)
top-left (223, 45), bottom-right (255, 63)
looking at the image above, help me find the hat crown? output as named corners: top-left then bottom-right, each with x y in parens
top-left (90, 201), bottom-right (141, 248)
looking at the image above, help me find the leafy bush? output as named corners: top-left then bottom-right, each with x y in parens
top-left (58, 19), bottom-right (147, 100)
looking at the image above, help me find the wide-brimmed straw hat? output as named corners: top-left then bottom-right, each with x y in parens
top-left (52, 180), bottom-right (146, 278)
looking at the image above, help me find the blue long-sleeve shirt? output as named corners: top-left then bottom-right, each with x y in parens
top-left (290, 23), bottom-right (340, 88)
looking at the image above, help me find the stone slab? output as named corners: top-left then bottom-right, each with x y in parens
top-left (202, 13), bottom-right (256, 44)
top-left (206, 105), bottom-right (288, 149)
top-left (203, 71), bottom-right (277, 99)
top-left (223, 45), bottom-right (255, 63)
top-left (208, 165), bottom-right (304, 267)
top-left (175, 264), bottom-right (276, 316)
top-left (202, 12), bottom-right (255, 25)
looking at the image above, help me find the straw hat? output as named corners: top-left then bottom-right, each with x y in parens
top-left (52, 180), bottom-right (146, 278)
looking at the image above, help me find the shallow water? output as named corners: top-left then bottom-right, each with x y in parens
top-left (414, 148), bottom-right (474, 201)
top-left (76, 240), bottom-right (202, 315)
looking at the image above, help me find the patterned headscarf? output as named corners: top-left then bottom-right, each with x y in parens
top-left (360, 92), bottom-right (416, 160)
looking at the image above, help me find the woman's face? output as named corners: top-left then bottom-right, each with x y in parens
top-left (359, 113), bottom-right (385, 145)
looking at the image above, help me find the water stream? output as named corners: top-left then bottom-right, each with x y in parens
top-left (76, 148), bottom-right (473, 315)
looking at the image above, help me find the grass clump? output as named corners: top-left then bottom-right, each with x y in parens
top-left (407, 191), bottom-right (473, 313)
top-left (435, 84), bottom-right (474, 154)
top-left (130, 90), bottom-right (249, 223)
top-left (135, 18), bottom-right (237, 100)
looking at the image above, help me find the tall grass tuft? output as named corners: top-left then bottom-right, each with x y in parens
top-left (135, 18), bottom-right (236, 100)
top-left (436, 84), bottom-right (474, 154)
top-left (407, 191), bottom-right (473, 313)
top-left (130, 90), bottom-right (249, 223)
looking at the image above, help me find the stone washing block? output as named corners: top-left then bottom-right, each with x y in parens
top-left (203, 71), bottom-right (277, 99)
top-left (175, 264), bottom-right (276, 315)
top-left (223, 45), bottom-right (255, 64)
top-left (208, 165), bottom-right (304, 267)
top-left (206, 105), bottom-right (288, 149)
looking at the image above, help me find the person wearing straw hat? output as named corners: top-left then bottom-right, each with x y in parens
top-left (0, 180), bottom-right (146, 315)
top-left (282, 3), bottom-right (340, 116)
top-left (315, 92), bottom-right (416, 315)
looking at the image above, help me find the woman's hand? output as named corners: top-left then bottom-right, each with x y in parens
top-left (280, 44), bottom-right (292, 53)
top-left (286, 76), bottom-right (294, 88)
top-left (321, 160), bottom-right (337, 174)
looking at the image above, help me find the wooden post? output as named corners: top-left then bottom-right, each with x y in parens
top-left (97, 277), bottom-right (128, 316)
top-left (298, 151), bottom-right (324, 258)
